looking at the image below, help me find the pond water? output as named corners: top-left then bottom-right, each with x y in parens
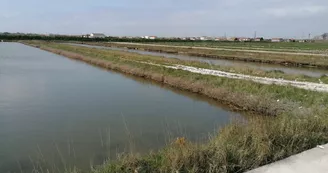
top-left (0, 43), bottom-right (242, 172)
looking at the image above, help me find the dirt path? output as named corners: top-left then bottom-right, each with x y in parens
top-left (112, 42), bottom-right (328, 57)
top-left (133, 60), bottom-right (328, 92)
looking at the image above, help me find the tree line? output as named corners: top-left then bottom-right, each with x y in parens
top-left (0, 34), bottom-right (269, 43)
top-left (0, 34), bottom-right (205, 42)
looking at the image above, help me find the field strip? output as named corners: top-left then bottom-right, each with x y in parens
top-left (204, 45), bottom-right (328, 53)
top-left (131, 60), bottom-right (328, 92)
top-left (113, 42), bottom-right (328, 57)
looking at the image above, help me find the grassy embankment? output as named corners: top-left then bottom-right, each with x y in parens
top-left (69, 42), bottom-right (328, 84)
top-left (23, 41), bottom-right (328, 173)
top-left (144, 41), bottom-right (328, 53)
top-left (81, 42), bottom-right (328, 69)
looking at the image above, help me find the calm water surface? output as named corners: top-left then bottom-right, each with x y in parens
top-left (67, 43), bottom-right (328, 77)
top-left (0, 43), bottom-right (242, 172)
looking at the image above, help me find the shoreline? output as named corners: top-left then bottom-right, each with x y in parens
top-left (23, 41), bottom-right (297, 116)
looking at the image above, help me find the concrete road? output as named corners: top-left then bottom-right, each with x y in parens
top-left (246, 144), bottom-right (328, 173)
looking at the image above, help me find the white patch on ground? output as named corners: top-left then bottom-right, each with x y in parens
top-left (135, 60), bottom-right (328, 92)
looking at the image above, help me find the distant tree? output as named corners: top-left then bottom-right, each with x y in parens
top-left (322, 33), bottom-right (328, 40)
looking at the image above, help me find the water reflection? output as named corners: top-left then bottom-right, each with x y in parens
top-left (0, 43), bottom-right (242, 172)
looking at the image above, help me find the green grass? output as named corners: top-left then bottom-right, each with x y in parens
top-left (54, 42), bottom-right (328, 84)
top-left (22, 41), bottom-right (328, 173)
top-left (79, 42), bottom-right (328, 69)
top-left (144, 41), bottom-right (328, 52)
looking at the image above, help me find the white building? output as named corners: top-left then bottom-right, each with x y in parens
top-left (271, 38), bottom-right (284, 42)
top-left (238, 37), bottom-right (251, 42)
top-left (148, 36), bottom-right (157, 40)
top-left (143, 36), bottom-right (157, 40)
top-left (200, 36), bottom-right (208, 41)
top-left (89, 33), bottom-right (106, 38)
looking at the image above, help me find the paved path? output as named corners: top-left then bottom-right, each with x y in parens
top-left (246, 144), bottom-right (328, 173)
top-left (112, 42), bottom-right (328, 57)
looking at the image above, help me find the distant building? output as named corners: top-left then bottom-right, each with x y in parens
top-left (197, 36), bottom-right (214, 41)
top-left (254, 37), bottom-right (263, 42)
top-left (271, 38), bottom-right (284, 42)
top-left (148, 36), bottom-right (157, 40)
top-left (228, 37), bottom-right (238, 41)
top-left (238, 37), bottom-right (251, 42)
top-left (82, 34), bottom-right (90, 38)
top-left (143, 36), bottom-right (157, 39)
top-left (89, 33), bottom-right (106, 38)
top-left (215, 37), bottom-right (227, 41)
top-left (295, 39), bottom-right (312, 43)
top-left (284, 39), bottom-right (291, 42)
top-left (199, 36), bottom-right (208, 41)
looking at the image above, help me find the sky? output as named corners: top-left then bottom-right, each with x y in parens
top-left (0, 0), bottom-right (327, 38)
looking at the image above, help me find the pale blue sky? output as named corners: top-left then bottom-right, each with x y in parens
top-left (0, 0), bottom-right (327, 38)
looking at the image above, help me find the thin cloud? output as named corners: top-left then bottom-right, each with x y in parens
top-left (0, 0), bottom-right (327, 37)
top-left (264, 5), bottom-right (328, 18)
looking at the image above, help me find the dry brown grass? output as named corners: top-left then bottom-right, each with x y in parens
top-left (92, 112), bottom-right (328, 173)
